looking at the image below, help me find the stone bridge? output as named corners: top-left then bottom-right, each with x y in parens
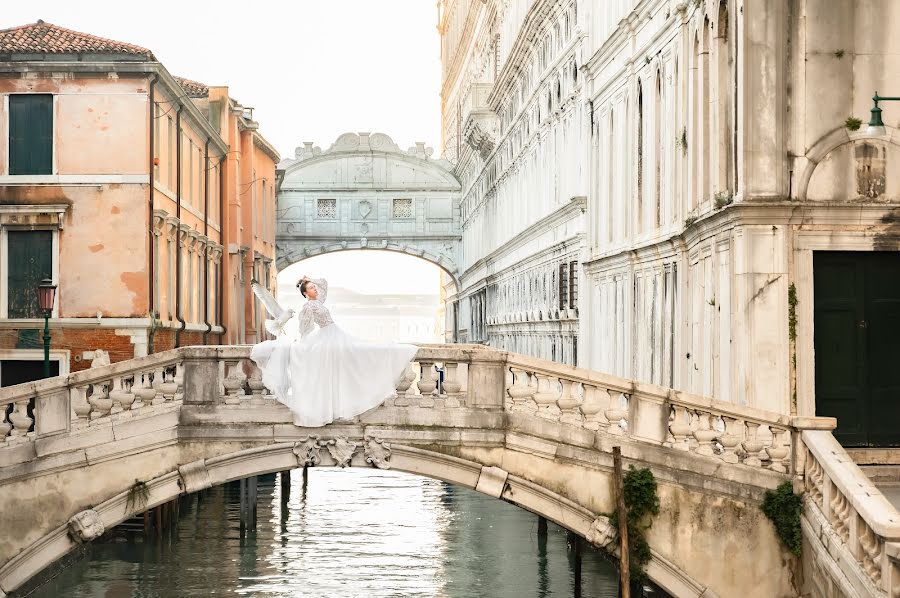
top-left (275, 132), bottom-right (462, 282)
top-left (0, 346), bottom-right (898, 598)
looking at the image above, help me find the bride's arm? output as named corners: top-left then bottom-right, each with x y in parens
top-left (297, 303), bottom-right (316, 339)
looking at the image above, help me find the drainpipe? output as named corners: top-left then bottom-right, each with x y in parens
top-left (202, 138), bottom-right (212, 345)
top-left (217, 155), bottom-right (227, 342)
top-left (147, 74), bottom-right (158, 353)
top-left (174, 107), bottom-right (186, 348)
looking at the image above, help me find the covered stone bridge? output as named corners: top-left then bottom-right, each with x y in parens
top-left (0, 345), bottom-right (884, 597)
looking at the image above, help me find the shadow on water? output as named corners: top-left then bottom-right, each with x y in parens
top-left (26, 469), bottom-right (669, 598)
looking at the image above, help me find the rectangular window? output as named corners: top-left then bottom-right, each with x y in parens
top-left (7, 230), bottom-right (52, 318)
top-left (187, 138), bottom-right (194, 205)
top-left (569, 261), bottom-right (578, 309)
top-left (9, 94), bottom-right (53, 175)
top-left (317, 198), bottom-right (337, 219)
top-left (558, 263), bottom-right (569, 311)
top-left (392, 198), bottom-right (413, 218)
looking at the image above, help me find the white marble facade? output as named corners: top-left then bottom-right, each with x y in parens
top-left (276, 132), bottom-right (462, 290)
top-left (440, 0), bottom-right (900, 415)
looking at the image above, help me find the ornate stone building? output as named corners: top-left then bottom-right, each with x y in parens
top-left (440, 0), bottom-right (586, 365)
top-left (442, 0), bottom-right (900, 449)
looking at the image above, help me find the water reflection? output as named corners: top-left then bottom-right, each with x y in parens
top-left (32, 469), bottom-right (666, 597)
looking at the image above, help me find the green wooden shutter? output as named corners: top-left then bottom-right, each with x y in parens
top-left (7, 231), bottom-right (52, 318)
top-left (9, 95), bottom-right (53, 175)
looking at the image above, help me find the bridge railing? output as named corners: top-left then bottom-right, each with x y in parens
top-left (802, 430), bottom-right (900, 595)
top-left (504, 352), bottom-right (806, 474)
top-left (0, 343), bottom-right (830, 482)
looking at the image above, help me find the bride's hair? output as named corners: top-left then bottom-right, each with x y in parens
top-left (297, 279), bottom-right (310, 298)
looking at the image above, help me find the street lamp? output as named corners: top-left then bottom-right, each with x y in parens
top-left (867, 92), bottom-right (900, 136)
top-left (37, 278), bottom-right (57, 378)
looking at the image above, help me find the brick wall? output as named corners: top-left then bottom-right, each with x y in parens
top-left (0, 326), bottom-right (224, 374)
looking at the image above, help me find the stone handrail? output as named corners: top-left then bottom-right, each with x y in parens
top-left (0, 343), bottom-right (810, 480)
top-left (802, 430), bottom-right (900, 595)
top-left (504, 352), bottom-right (798, 474)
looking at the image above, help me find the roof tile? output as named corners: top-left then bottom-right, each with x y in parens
top-left (0, 20), bottom-right (155, 59)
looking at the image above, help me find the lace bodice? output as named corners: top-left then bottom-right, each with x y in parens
top-left (297, 278), bottom-right (332, 338)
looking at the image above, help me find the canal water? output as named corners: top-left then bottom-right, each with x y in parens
top-left (32, 469), bottom-right (668, 597)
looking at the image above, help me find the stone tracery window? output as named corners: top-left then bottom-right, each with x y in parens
top-left (316, 198), bottom-right (337, 219)
top-left (392, 198), bottom-right (413, 218)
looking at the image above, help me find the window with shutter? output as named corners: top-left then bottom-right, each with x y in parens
top-left (569, 261), bottom-right (579, 309)
top-left (558, 263), bottom-right (568, 310)
top-left (9, 95), bottom-right (53, 175)
top-left (7, 231), bottom-right (53, 318)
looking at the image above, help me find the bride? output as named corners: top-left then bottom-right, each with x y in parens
top-left (249, 276), bottom-right (418, 427)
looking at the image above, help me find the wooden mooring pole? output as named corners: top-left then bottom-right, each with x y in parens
top-left (613, 446), bottom-right (630, 598)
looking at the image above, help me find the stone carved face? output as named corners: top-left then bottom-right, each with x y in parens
top-left (586, 517), bottom-right (617, 550)
top-left (68, 509), bottom-right (105, 543)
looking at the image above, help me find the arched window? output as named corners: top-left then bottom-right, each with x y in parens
top-left (636, 80), bottom-right (644, 233)
top-left (716, 0), bottom-right (734, 193)
top-left (691, 32), bottom-right (700, 211)
top-left (701, 17), bottom-right (711, 203)
top-left (607, 109), bottom-right (615, 244)
top-left (655, 70), bottom-right (662, 228)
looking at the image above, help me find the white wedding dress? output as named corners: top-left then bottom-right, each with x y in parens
top-left (249, 278), bottom-right (418, 427)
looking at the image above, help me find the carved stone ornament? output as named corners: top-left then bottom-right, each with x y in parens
top-left (293, 435), bottom-right (322, 467)
top-left (68, 509), bottom-right (105, 543)
top-left (364, 437), bottom-right (392, 470)
top-left (358, 200), bottom-right (372, 220)
top-left (586, 516), bottom-right (618, 549)
top-left (324, 436), bottom-right (358, 468)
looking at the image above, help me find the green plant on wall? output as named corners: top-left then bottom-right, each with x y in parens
top-left (845, 116), bottom-right (862, 131)
top-left (126, 479), bottom-right (150, 513)
top-left (675, 127), bottom-right (688, 155)
top-left (833, 49), bottom-right (845, 58)
top-left (714, 191), bottom-right (733, 209)
top-left (611, 466), bottom-right (661, 581)
top-left (788, 283), bottom-right (798, 342)
top-left (761, 481), bottom-right (803, 557)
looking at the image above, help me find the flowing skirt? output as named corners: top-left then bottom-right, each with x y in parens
top-left (250, 324), bottom-right (417, 427)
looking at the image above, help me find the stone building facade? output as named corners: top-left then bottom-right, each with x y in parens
top-left (0, 21), bottom-right (278, 383)
top-left (442, 0), bottom-right (900, 446)
top-left (440, 0), bottom-right (586, 365)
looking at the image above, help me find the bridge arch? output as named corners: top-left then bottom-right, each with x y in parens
top-left (276, 132), bottom-right (462, 282)
top-left (0, 441), bottom-right (708, 598)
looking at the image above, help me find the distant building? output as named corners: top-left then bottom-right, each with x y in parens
top-left (0, 20), bottom-right (278, 383)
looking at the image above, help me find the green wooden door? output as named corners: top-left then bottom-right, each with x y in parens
top-left (814, 251), bottom-right (900, 446)
top-left (7, 231), bottom-right (52, 318)
top-left (9, 94), bottom-right (53, 175)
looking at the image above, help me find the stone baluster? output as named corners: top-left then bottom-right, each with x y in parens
top-left (804, 449), bottom-right (824, 507)
top-left (604, 392), bottom-right (628, 436)
top-left (72, 385), bottom-right (92, 422)
top-left (173, 363), bottom-right (185, 402)
top-left (222, 360), bottom-right (247, 406)
top-left (765, 428), bottom-right (790, 473)
top-left (108, 376), bottom-right (135, 414)
top-left (150, 367), bottom-right (167, 405)
top-left (132, 373), bottom-right (156, 409)
top-left (718, 416), bottom-right (743, 464)
top-left (884, 542), bottom-right (900, 598)
top-left (668, 405), bottom-right (693, 451)
top-left (417, 361), bottom-right (437, 408)
top-left (507, 368), bottom-right (536, 412)
top-left (557, 379), bottom-right (583, 426)
top-left (158, 368), bottom-right (179, 403)
top-left (0, 406), bottom-right (12, 441)
top-left (247, 363), bottom-right (267, 405)
top-left (532, 374), bottom-right (560, 419)
top-left (443, 362), bottom-right (462, 407)
top-left (579, 385), bottom-right (609, 431)
top-left (742, 421), bottom-right (766, 467)
top-left (8, 401), bottom-right (33, 438)
top-left (829, 490), bottom-right (852, 543)
top-left (393, 363), bottom-right (416, 407)
top-left (417, 361), bottom-right (437, 395)
top-left (858, 522), bottom-right (883, 585)
top-left (692, 412), bottom-right (718, 456)
top-left (87, 383), bottom-right (112, 419)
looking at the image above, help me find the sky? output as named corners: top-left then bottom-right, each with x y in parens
top-left (0, 0), bottom-right (443, 157)
top-left (1, 1), bottom-right (445, 297)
